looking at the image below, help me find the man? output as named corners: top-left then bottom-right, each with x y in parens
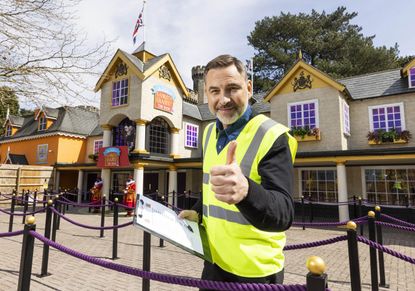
top-left (179, 54), bottom-right (297, 289)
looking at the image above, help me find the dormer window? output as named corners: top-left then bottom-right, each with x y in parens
top-left (39, 116), bottom-right (47, 131)
top-left (409, 67), bottom-right (415, 88)
top-left (5, 124), bottom-right (12, 137)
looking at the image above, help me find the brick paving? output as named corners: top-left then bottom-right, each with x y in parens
top-left (0, 204), bottom-right (414, 290)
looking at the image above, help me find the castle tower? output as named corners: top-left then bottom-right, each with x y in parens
top-left (191, 65), bottom-right (206, 104)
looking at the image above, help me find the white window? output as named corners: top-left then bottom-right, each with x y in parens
top-left (363, 166), bottom-right (415, 206)
top-left (5, 125), bottom-right (12, 137)
top-left (184, 123), bottom-right (198, 148)
top-left (300, 168), bottom-right (337, 202)
top-left (37, 144), bottom-right (48, 164)
top-left (368, 103), bottom-right (405, 132)
top-left (94, 140), bottom-right (103, 154)
top-left (409, 67), bottom-right (415, 88)
top-left (39, 116), bottom-right (47, 131)
top-left (343, 100), bottom-right (350, 136)
top-left (287, 99), bottom-right (319, 129)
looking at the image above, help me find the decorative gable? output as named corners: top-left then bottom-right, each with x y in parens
top-left (264, 60), bottom-right (348, 102)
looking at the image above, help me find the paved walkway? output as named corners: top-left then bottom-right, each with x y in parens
top-left (0, 204), bottom-right (414, 290)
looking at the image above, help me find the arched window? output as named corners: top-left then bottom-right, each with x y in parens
top-left (112, 118), bottom-right (136, 151)
top-left (147, 117), bottom-right (170, 155)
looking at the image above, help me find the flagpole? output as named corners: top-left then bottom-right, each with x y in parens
top-left (143, 0), bottom-right (146, 45)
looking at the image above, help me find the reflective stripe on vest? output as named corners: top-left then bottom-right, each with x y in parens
top-left (201, 114), bottom-right (297, 277)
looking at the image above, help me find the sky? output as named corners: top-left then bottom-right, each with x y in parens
top-left (75, 0), bottom-right (415, 107)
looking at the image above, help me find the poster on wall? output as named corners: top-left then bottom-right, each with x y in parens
top-left (37, 144), bottom-right (48, 164)
top-left (151, 84), bottom-right (176, 113)
top-left (97, 146), bottom-right (130, 168)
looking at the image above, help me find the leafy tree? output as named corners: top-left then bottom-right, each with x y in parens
top-left (0, 0), bottom-right (112, 106)
top-left (0, 86), bottom-right (19, 135)
top-left (248, 7), bottom-right (408, 92)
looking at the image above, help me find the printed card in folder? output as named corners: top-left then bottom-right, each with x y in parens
top-left (133, 195), bottom-right (212, 262)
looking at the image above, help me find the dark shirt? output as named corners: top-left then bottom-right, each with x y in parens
top-left (193, 108), bottom-right (294, 232)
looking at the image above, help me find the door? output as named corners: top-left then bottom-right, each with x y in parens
top-left (144, 173), bottom-right (159, 194)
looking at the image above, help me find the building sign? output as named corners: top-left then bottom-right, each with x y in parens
top-left (97, 146), bottom-right (130, 168)
top-left (152, 84), bottom-right (176, 113)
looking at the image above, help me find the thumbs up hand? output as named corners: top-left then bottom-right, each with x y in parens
top-left (210, 141), bottom-right (249, 204)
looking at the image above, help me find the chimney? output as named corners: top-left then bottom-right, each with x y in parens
top-left (191, 65), bottom-right (206, 104)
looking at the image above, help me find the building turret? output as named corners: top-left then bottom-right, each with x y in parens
top-left (191, 65), bottom-right (206, 104)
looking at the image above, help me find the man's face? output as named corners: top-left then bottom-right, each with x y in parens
top-left (205, 65), bottom-right (252, 128)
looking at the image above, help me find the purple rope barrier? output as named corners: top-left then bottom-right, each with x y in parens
top-left (375, 221), bottom-right (415, 233)
top-left (292, 216), bottom-right (368, 227)
top-left (357, 236), bottom-right (415, 265)
top-left (117, 202), bottom-right (134, 210)
top-left (381, 214), bottom-right (415, 228)
top-left (0, 230), bottom-right (24, 238)
top-left (284, 235), bottom-right (347, 250)
top-left (0, 207), bottom-right (47, 216)
top-left (29, 230), bottom-right (308, 291)
top-left (59, 198), bottom-right (111, 208)
top-left (0, 196), bottom-right (12, 201)
top-left (50, 207), bottom-right (133, 230)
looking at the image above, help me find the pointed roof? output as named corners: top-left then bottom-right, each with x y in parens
top-left (0, 106), bottom-right (100, 142)
top-left (263, 59), bottom-right (349, 102)
top-left (35, 106), bottom-right (59, 120)
top-left (94, 49), bottom-right (190, 97)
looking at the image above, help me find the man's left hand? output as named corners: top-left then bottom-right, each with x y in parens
top-left (210, 141), bottom-right (249, 204)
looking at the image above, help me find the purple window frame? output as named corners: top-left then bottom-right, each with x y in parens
top-left (409, 67), bottom-right (415, 88)
top-left (289, 101), bottom-right (317, 129)
top-left (371, 105), bottom-right (402, 132)
top-left (343, 102), bottom-right (350, 135)
top-left (94, 140), bottom-right (103, 154)
top-left (112, 79), bottom-right (128, 106)
top-left (6, 125), bottom-right (12, 136)
top-left (185, 123), bottom-right (198, 148)
top-left (39, 116), bottom-right (47, 131)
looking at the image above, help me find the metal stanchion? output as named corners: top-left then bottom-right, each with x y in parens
top-left (56, 195), bottom-right (61, 230)
top-left (32, 190), bottom-right (37, 214)
top-left (17, 216), bottom-right (36, 291)
top-left (309, 196), bottom-right (314, 223)
top-left (8, 193), bottom-right (16, 232)
top-left (306, 256), bottom-right (328, 291)
top-left (142, 231), bottom-right (151, 291)
top-left (159, 194), bottom-right (165, 247)
top-left (22, 190), bottom-right (29, 224)
top-left (100, 196), bottom-right (106, 238)
top-left (368, 211), bottom-right (379, 291)
top-left (374, 206), bottom-right (388, 288)
top-left (41, 200), bottom-right (53, 277)
top-left (301, 195), bottom-right (305, 230)
top-left (353, 195), bottom-right (357, 219)
top-left (112, 198), bottom-right (119, 260)
top-left (346, 221), bottom-right (362, 291)
top-left (51, 197), bottom-right (58, 242)
top-left (358, 197), bottom-right (363, 236)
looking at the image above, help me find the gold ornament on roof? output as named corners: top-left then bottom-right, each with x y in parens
top-left (159, 65), bottom-right (172, 81)
top-left (292, 71), bottom-right (313, 92)
top-left (115, 61), bottom-right (128, 78)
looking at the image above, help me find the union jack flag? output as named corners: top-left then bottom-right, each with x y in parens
top-left (132, 8), bottom-right (144, 44)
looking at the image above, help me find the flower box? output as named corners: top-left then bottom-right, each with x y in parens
top-left (290, 127), bottom-right (321, 142)
top-left (367, 129), bottom-right (411, 145)
top-left (294, 134), bottom-right (321, 142)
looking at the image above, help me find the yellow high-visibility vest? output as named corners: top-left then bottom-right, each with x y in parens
top-left (202, 114), bottom-right (297, 277)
